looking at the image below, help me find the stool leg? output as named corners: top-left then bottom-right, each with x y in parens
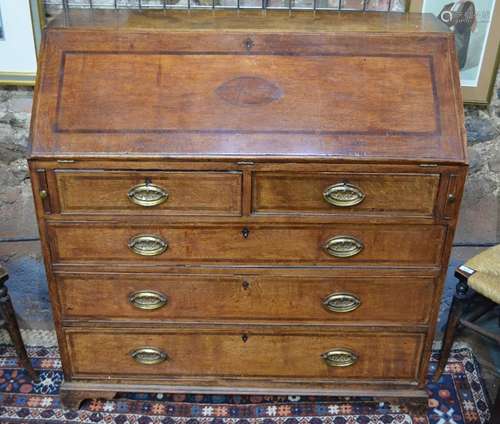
top-left (0, 282), bottom-right (38, 382)
top-left (433, 278), bottom-right (468, 382)
top-left (492, 386), bottom-right (500, 424)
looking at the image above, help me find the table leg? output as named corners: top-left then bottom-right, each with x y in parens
top-left (433, 277), bottom-right (469, 382)
top-left (492, 387), bottom-right (500, 424)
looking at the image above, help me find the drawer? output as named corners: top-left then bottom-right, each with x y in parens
top-left (253, 172), bottom-right (440, 216)
top-left (65, 327), bottom-right (424, 381)
top-left (48, 223), bottom-right (445, 266)
top-left (57, 274), bottom-right (435, 325)
top-left (53, 170), bottom-right (242, 216)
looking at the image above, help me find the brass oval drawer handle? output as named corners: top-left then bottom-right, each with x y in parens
top-left (324, 236), bottom-right (363, 258)
top-left (128, 234), bottom-right (168, 256)
top-left (321, 349), bottom-right (358, 367)
top-left (128, 183), bottom-right (169, 207)
top-left (129, 290), bottom-right (168, 310)
top-left (130, 347), bottom-right (168, 365)
top-left (323, 182), bottom-right (365, 207)
top-left (323, 292), bottom-right (361, 313)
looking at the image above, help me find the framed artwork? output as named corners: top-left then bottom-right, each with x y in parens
top-left (411, 0), bottom-right (499, 104)
top-left (0, 0), bottom-right (44, 86)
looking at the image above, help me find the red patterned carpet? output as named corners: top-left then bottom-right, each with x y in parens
top-left (0, 343), bottom-right (492, 423)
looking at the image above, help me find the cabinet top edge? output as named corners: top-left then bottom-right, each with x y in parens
top-left (46, 9), bottom-right (451, 35)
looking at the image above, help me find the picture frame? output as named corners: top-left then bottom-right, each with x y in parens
top-left (0, 0), bottom-right (45, 86)
top-left (410, 0), bottom-right (499, 104)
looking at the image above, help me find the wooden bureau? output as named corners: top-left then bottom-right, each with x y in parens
top-left (29, 9), bottom-right (467, 409)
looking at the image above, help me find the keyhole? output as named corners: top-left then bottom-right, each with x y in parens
top-left (242, 281), bottom-right (250, 290)
top-left (241, 334), bottom-right (249, 343)
top-left (244, 37), bottom-right (254, 51)
top-left (242, 227), bottom-right (250, 239)
top-left (145, 177), bottom-right (152, 185)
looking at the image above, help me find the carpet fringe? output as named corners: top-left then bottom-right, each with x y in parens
top-left (0, 328), bottom-right (58, 347)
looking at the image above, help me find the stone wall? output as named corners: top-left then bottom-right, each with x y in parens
top-left (0, 71), bottom-right (499, 328)
top-left (459, 97), bottom-right (500, 244)
top-left (0, 88), bottom-right (51, 327)
top-left (0, 89), bottom-right (37, 242)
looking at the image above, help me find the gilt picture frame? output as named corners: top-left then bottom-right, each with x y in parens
top-left (410, 0), bottom-right (499, 104)
top-left (0, 0), bottom-right (44, 86)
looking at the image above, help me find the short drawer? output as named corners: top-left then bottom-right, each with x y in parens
top-left (48, 223), bottom-right (446, 266)
top-left (253, 172), bottom-right (440, 216)
top-left (65, 327), bottom-right (424, 381)
top-left (57, 273), bottom-right (435, 325)
top-left (53, 170), bottom-right (242, 216)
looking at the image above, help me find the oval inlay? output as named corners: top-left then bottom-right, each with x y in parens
top-left (216, 76), bottom-right (283, 107)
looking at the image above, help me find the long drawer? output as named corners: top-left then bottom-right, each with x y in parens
top-left (57, 273), bottom-right (435, 325)
top-left (65, 327), bottom-right (424, 381)
top-left (253, 172), bottom-right (440, 217)
top-left (53, 170), bottom-right (242, 216)
top-left (48, 223), bottom-right (446, 266)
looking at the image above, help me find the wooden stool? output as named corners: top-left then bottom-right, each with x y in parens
top-left (433, 245), bottom-right (499, 423)
top-left (0, 266), bottom-right (37, 381)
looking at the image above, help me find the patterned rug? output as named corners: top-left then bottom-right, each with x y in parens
top-left (0, 342), bottom-right (492, 423)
